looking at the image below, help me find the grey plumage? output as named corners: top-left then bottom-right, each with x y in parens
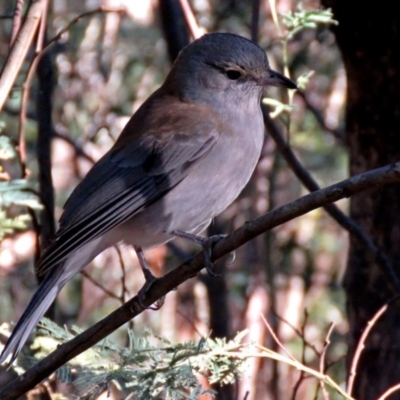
top-left (0, 33), bottom-right (296, 365)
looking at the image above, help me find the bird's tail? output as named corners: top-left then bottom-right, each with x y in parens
top-left (0, 267), bottom-right (65, 366)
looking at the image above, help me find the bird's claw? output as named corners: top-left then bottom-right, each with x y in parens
top-left (227, 250), bottom-right (236, 265)
top-left (202, 234), bottom-right (225, 277)
top-left (170, 230), bottom-right (226, 276)
top-left (137, 275), bottom-right (165, 310)
top-left (135, 246), bottom-right (165, 310)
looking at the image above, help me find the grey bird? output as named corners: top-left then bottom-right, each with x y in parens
top-left (0, 32), bottom-right (296, 365)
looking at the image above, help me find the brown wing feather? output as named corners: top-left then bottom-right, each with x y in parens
top-left (36, 92), bottom-right (221, 274)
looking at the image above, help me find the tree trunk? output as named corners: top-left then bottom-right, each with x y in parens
top-left (321, 2), bottom-right (400, 399)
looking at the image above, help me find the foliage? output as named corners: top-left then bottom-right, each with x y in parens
top-left (16, 320), bottom-right (254, 399)
top-left (281, 4), bottom-right (338, 40)
top-left (0, 132), bottom-right (42, 242)
top-left (9, 319), bottom-right (353, 400)
top-left (263, 3), bottom-right (337, 116)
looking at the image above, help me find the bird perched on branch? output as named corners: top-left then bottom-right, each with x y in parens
top-left (0, 32), bottom-right (296, 365)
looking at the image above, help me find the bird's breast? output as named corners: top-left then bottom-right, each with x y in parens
top-left (119, 108), bottom-right (264, 249)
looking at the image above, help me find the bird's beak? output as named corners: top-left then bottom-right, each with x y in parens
top-left (263, 68), bottom-right (297, 89)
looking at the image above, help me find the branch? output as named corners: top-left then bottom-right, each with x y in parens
top-left (0, 0), bottom-right (46, 112)
top-left (53, 130), bottom-right (95, 164)
top-left (263, 106), bottom-right (400, 291)
top-left (158, 0), bottom-right (190, 63)
top-left (9, 0), bottom-right (25, 48)
top-left (0, 4), bottom-right (125, 113)
top-left (1, 162), bottom-right (400, 399)
top-left (178, 0), bottom-right (205, 39)
top-left (319, 322), bottom-right (335, 400)
top-left (347, 295), bottom-right (400, 397)
top-left (295, 90), bottom-right (345, 142)
top-left (36, 10), bottom-right (56, 256)
top-left (43, 6), bottom-right (126, 54)
top-left (377, 383), bottom-right (400, 400)
top-left (251, 0), bottom-right (261, 43)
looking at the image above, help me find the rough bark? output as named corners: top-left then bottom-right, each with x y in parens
top-left (321, 2), bottom-right (400, 398)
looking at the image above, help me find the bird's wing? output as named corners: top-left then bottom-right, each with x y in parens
top-left (36, 98), bottom-right (221, 274)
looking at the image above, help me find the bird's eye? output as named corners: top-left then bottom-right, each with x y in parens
top-left (225, 69), bottom-right (241, 80)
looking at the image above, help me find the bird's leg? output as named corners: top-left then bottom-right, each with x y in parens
top-left (135, 246), bottom-right (164, 310)
top-left (170, 230), bottom-right (226, 276)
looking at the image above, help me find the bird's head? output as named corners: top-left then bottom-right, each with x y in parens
top-left (164, 33), bottom-right (296, 101)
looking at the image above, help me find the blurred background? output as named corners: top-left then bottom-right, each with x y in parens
top-left (0, 0), bottom-right (349, 398)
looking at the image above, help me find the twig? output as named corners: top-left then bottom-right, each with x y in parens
top-left (291, 310), bottom-right (313, 400)
top-left (42, 6), bottom-right (126, 56)
top-left (377, 383), bottom-right (400, 400)
top-left (176, 309), bottom-right (206, 338)
top-left (114, 246), bottom-right (130, 303)
top-left (225, 348), bottom-right (352, 399)
top-left (319, 322), bottom-right (335, 400)
top-left (275, 309), bottom-right (320, 358)
top-left (35, 0), bottom-right (48, 53)
top-left (347, 295), bottom-right (400, 397)
top-left (0, 5), bottom-right (126, 112)
top-left (80, 271), bottom-right (120, 302)
top-left (296, 90), bottom-right (345, 142)
top-left (10, 0), bottom-right (25, 48)
top-left (1, 162), bottom-right (400, 399)
top-left (263, 106), bottom-right (400, 292)
top-left (260, 314), bottom-right (296, 361)
top-left (0, 0), bottom-right (46, 112)
top-left (17, 0), bottom-right (49, 176)
top-left (18, 53), bottom-right (39, 174)
top-left (53, 130), bottom-right (96, 164)
top-left (178, 0), bottom-right (205, 40)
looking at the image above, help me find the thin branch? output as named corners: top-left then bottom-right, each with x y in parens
top-left (1, 162), bottom-right (400, 399)
top-left (251, 0), bottom-right (261, 43)
top-left (80, 271), bottom-right (120, 302)
top-left (114, 246), bottom-right (130, 303)
top-left (263, 106), bottom-right (400, 292)
top-left (291, 310), bottom-right (313, 400)
top-left (377, 383), bottom-right (400, 400)
top-left (178, 0), bottom-right (205, 40)
top-left (319, 322), bottom-right (335, 400)
top-left (158, 0), bottom-right (190, 63)
top-left (35, 2), bottom-right (57, 256)
top-left (1, 5), bottom-right (125, 113)
top-left (18, 51), bottom-right (41, 175)
top-left (347, 295), bottom-right (400, 397)
top-left (53, 129), bottom-right (96, 164)
top-left (17, 0), bottom-right (49, 176)
top-left (0, 0), bottom-right (46, 112)
top-left (43, 6), bottom-right (126, 55)
top-left (10, 0), bottom-right (25, 48)
top-left (275, 310), bottom-right (320, 358)
top-left (35, 0), bottom-right (48, 53)
top-left (296, 90), bottom-right (345, 142)
top-left (81, 248), bottom-right (130, 305)
top-left (260, 314), bottom-right (296, 361)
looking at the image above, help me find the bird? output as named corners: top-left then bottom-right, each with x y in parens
top-left (0, 32), bottom-right (296, 365)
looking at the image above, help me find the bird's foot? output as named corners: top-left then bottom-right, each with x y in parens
top-left (170, 230), bottom-right (226, 276)
top-left (137, 274), bottom-right (165, 310)
top-left (135, 246), bottom-right (165, 310)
